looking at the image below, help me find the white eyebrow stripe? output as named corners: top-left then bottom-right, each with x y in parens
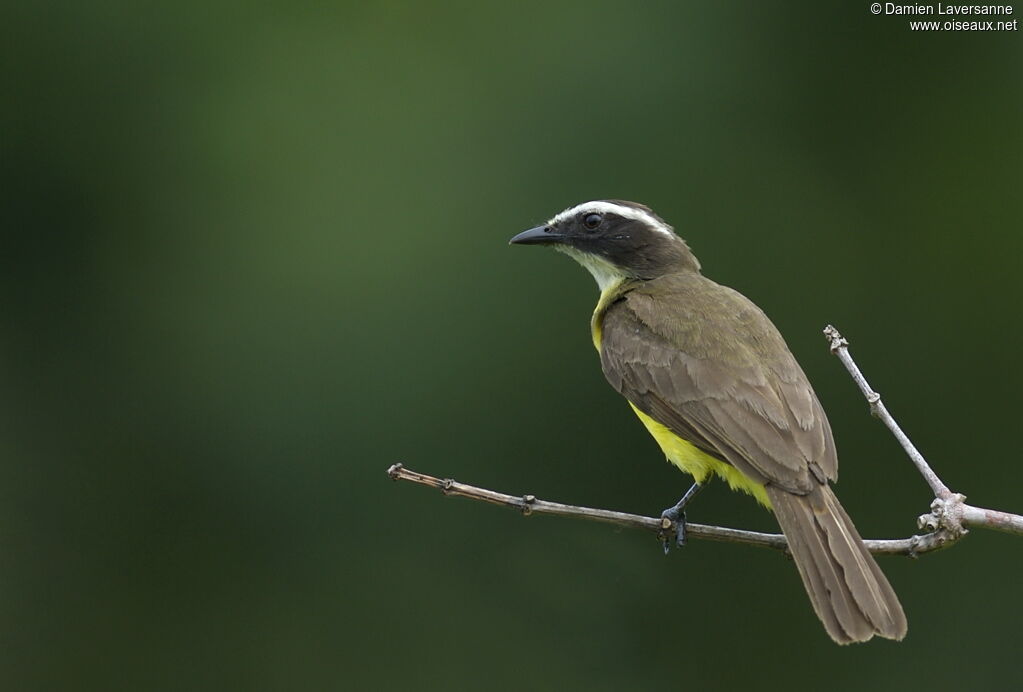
top-left (547, 201), bottom-right (674, 236)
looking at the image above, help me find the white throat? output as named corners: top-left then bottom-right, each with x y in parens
top-left (558, 246), bottom-right (627, 293)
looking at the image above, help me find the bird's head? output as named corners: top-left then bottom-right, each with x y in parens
top-left (509, 200), bottom-right (700, 291)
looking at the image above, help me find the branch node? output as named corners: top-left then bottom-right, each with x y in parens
top-left (918, 494), bottom-right (969, 541)
top-left (521, 494), bottom-right (536, 515)
top-left (823, 324), bottom-right (848, 353)
top-left (938, 494), bottom-right (968, 537)
top-left (657, 517), bottom-right (676, 544)
top-left (917, 512), bottom-right (939, 533)
top-left (906, 535), bottom-right (920, 559)
top-left (441, 478), bottom-right (454, 493)
top-left (866, 392), bottom-right (881, 418)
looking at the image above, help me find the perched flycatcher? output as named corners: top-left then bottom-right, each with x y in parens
top-left (510, 200), bottom-right (906, 644)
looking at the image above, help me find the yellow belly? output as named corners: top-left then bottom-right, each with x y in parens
top-left (629, 404), bottom-right (771, 508)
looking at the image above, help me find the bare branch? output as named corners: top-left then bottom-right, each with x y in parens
top-left (386, 463), bottom-right (956, 557)
top-left (823, 325), bottom-right (951, 498)
top-left (387, 327), bottom-right (1023, 563)
top-left (961, 504), bottom-right (1023, 535)
top-left (824, 325), bottom-right (1023, 538)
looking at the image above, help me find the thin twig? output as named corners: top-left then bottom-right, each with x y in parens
top-left (961, 504), bottom-right (1023, 535)
top-left (823, 325), bottom-right (950, 498)
top-left (823, 325), bottom-right (1023, 538)
top-left (386, 463), bottom-right (956, 557)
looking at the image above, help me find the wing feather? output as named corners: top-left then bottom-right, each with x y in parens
top-left (599, 274), bottom-right (836, 492)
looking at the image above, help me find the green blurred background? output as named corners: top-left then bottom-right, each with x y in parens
top-left (3, 1), bottom-right (1022, 690)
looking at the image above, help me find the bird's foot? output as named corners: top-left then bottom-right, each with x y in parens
top-left (658, 482), bottom-right (704, 554)
top-left (659, 506), bottom-right (688, 554)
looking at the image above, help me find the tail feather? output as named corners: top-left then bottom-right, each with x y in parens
top-left (766, 484), bottom-right (907, 644)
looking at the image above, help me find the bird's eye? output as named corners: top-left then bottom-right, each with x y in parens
top-left (583, 213), bottom-right (603, 230)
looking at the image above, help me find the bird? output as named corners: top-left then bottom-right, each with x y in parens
top-left (509, 200), bottom-right (907, 644)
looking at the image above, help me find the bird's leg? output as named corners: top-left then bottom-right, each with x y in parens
top-left (659, 482), bottom-right (704, 553)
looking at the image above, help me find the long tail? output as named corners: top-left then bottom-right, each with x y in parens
top-left (766, 484), bottom-right (907, 644)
